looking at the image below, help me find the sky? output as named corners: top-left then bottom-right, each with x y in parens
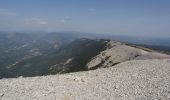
top-left (0, 0), bottom-right (170, 37)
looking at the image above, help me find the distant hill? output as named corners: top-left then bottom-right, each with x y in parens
top-left (0, 32), bottom-right (108, 78)
top-left (0, 31), bottom-right (170, 79)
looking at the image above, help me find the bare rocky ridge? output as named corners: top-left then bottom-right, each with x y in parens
top-left (0, 59), bottom-right (170, 100)
top-left (0, 39), bottom-right (170, 100)
top-left (1, 38), bottom-right (169, 78)
top-left (87, 41), bottom-right (170, 69)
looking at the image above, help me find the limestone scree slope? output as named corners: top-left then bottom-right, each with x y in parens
top-left (0, 59), bottom-right (170, 100)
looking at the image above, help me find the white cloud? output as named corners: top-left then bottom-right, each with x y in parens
top-left (0, 8), bottom-right (17, 16)
top-left (39, 21), bottom-right (47, 25)
top-left (60, 19), bottom-right (66, 23)
top-left (56, 17), bottom-right (71, 25)
top-left (25, 18), bottom-right (47, 25)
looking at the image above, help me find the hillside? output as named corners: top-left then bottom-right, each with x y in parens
top-left (0, 34), bottom-right (170, 99)
top-left (0, 33), bottom-right (170, 78)
top-left (87, 40), bottom-right (170, 69)
top-left (0, 38), bottom-right (107, 78)
top-left (0, 59), bottom-right (170, 100)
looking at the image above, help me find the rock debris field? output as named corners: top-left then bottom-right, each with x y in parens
top-left (0, 59), bottom-right (170, 100)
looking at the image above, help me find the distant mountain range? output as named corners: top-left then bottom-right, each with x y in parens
top-left (0, 31), bottom-right (170, 79)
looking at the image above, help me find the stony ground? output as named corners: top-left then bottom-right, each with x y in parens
top-left (0, 59), bottom-right (170, 100)
top-left (87, 41), bottom-right (170, 69)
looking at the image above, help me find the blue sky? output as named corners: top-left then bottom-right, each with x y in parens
top-left (0, 0), bottom-right (170, 37)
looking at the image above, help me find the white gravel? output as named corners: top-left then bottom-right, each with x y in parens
top-left (0, 59), bottom-right (170, 100)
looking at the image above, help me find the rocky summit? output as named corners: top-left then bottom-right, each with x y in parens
top-left (0, 59), bottom-right (170, 100)
top-left (87, 40), bottom-right (170, 69)
top-left (0, 33), bottom-right (170, 100)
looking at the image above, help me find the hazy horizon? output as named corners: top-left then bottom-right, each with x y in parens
top-left (0, 0), bottom-right (170, 37)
